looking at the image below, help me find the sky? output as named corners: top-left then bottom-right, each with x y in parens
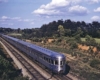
top-left (0, 0), bottom-right (100, 29)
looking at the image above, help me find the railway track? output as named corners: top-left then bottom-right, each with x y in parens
top-left (0, 37), bottom-right (73, 80)
top-left (59, 75), bottom-right (72, 80)
top-left (0, 38), bottom-right (47, 80)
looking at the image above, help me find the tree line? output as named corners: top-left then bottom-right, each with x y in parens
top-left (0, 19), bottom-right (100, 38)
top-left (40, 19), bottom-right (100, 38)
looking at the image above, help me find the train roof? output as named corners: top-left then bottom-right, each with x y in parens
top-left (4, 35), bottom-right (65, 58)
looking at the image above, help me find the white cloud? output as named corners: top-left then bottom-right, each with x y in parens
top-left (91, 0), bottom-right (100, 3)
top-left (70, 0), bottom-right (82, 4)
top-left (40, 0), bottom-right (70, 10)
top-left (12, 17), bottom-right (22, 21)
top-left (33, 0), bottom-right (88, 16)
top-left (33, 0), bottom-right (70, 15)
top-left (86, 0), bottom-right (100, 4)
top-left (8, 23), bottom-right (13, 26)
top-left (1, 16), bottom-right (22, 21)
top-left (34, 9), bottom-right (61, 15)
top-left (94, 7), bottom-right (100, 12)
top-left (23, 19), bottom-right (34, 22)
top-left (69, 5), bottom-right (88, 15)
top-left (1, 23), bottom-right (13, 26)
top-left (2, 16), bottom-right (10, 20)
top-left (1, 16), bottom-right (34, 23)
top-left (91, 16), bottom-right (100, 21)
top-left (23, 19), bottom-right (30, 22)
top-left (31, 22), bottom-right (34, 25)
top-left (12, 17), bottom-right (21, 20)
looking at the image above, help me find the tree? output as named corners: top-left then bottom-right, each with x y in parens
top-left (96, 30), bottom-right (100, 38)
top-left (73, 27), bottom-right (83, 36)
top-left (58, 25), bottom-right (65, 37)
top-left (65, 29), bottom-right (71, 37)
top-left (85, 35), bottom-right (96, 46)
top-left (17, 28), bottom-right (21, 33)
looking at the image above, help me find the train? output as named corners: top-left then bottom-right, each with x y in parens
top-left (1, 34), bottom-right (66, 74)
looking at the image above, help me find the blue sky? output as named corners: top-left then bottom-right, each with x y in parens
top-left (0, 0), bottom-right (100, 29)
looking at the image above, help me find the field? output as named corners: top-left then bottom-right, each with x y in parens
top-left (81, 38), bottom-right (100, 43)
top-left (8, 33), bottom-right (22, 36)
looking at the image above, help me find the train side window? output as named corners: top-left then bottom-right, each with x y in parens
top-left (42, 55), bottom-right (43, 59)
top-left (49, 59), bottom-right (51, 63)
top-left (55, 60), bottom-right (58, 65)
top-left (60, 61), bottom-right (63, 65)
top-left (51, 60), bottom-right (54, 64)
top-left (44, 57), bottom-right (46, 60)
top-left (46, 58), bottom-right (48, 62)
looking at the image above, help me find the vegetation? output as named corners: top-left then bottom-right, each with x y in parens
top-left (0, 44), bottom-right (29, 80)
top-left (33, 37), bottom-right (100, 80)
top-left (1, 19), bottom-right (100, 80)
top-left (90, 59), bottom-right (100, 69)
top-left (1, 19), bottom-right (100, 38)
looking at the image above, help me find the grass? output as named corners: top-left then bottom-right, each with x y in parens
top-left (94, 38), bottom-right (100, 43)
top-left (8, 33), bottom-right (22, 36)
top-left (81, 38), bottom-right (86, 42)
top-left (81, 38), bottom-right (100, 44)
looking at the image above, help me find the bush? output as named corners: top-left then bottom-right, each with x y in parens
top-left (57, 38), bottom-right (62, 42)
top-left (90, 59), bottom-right (100, 69)
top-left (32, 38), bottom-right (42, 42)
top-left (70, 42), bottom-right (78, 49)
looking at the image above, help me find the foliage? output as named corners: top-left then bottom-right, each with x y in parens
top-left (85, 35), bottom-right (96, 46)
top-left (57, 38), bottom-right (62, 43)
top-left (31, 37), bottom-right (42, 42)
top-left (1, 19), bottom-right (100, 38)
top-left (58, 25), bottom-right (65, 37)
top-left (74, 34), bottom-right (81, 42)
top-left (90, 59), bottom-right (100, 69)
top-left (70, 41), bottom-right (78, 49)
top-left (14, 76), bottom-right (29, 80)
top-left (0, 44), bottom-right (29, 80)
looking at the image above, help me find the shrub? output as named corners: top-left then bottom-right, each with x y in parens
top-left (90, 59), bottom-right (100, 69)
top-left (70, 42), bottom-right (78, 49)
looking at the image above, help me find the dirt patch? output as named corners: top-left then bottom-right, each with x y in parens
top-left (92, 47), bottom-right (97, 53)
top-left (78, 44), bottom-right (89, 51)
top-left (78, 44), bottom-right (97, 53)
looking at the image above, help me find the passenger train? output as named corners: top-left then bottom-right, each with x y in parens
top-left (1, 34), bottom-right (66, 74)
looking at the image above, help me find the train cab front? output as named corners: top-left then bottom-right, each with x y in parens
top-left (58, 58), bottom-right (66, 74)
top-left (51, 55), bottom-right (66, 75)
top-left (52, 56), bottom-right (66, 74)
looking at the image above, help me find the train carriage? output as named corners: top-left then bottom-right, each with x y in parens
top-left (1, 34), bottom-right (66, 74)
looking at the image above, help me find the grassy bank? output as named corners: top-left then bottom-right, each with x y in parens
top-left (0, 43), bottom-right (29, 80)
top-left (81, 38), bottom-right (100, 43)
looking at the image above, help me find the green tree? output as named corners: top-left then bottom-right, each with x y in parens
top-left (85, 35), bottom-right (96, 46)
top-left (73, 27), bottom-right (83, 36)
top-left (74, 34), bottom-right (81, 42)
top-left (65, 29), bottom-right (71, 37)
top-left (58, 25), bottom-right (65, 37)
top-left (97, 30), bottom-right (100, 38)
